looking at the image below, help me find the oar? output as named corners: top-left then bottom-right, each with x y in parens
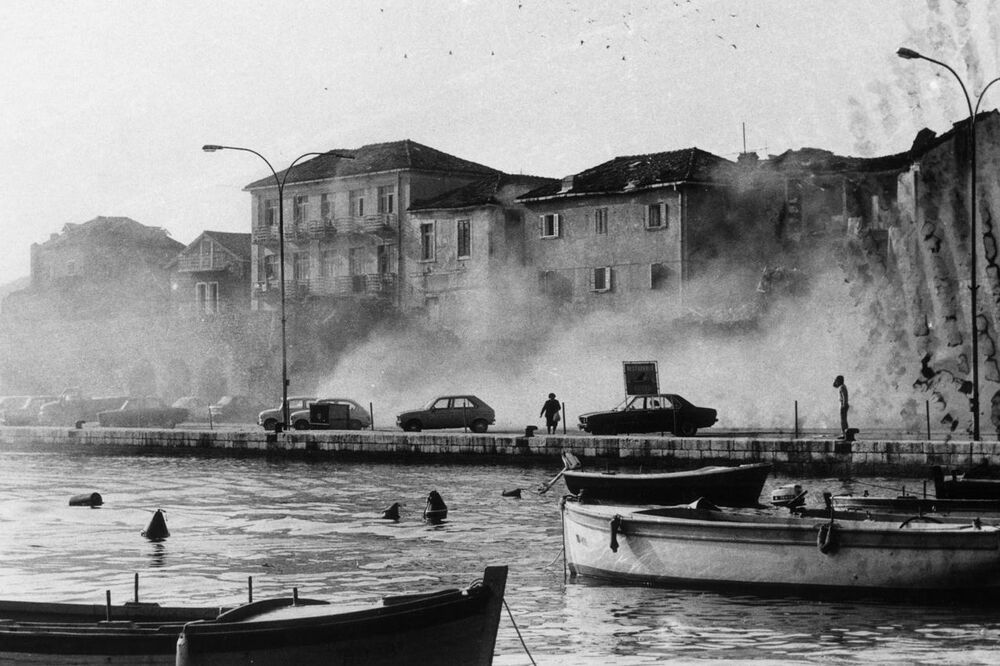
top-left (538, 464), bottom-right (569, 494)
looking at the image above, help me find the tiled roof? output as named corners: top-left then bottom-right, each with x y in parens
top-left (45, 216), bottom-right (184, 252)
top-left (244, 139), bottom-right (498, 190)
top-left (518, 148), bottom-right (733, 200)
top-left (409, 173), bottom-right (557, 211)
top-left (760, 147), bottom-right (912, 174)
top-left (203, 231), bottom-right (251, 259)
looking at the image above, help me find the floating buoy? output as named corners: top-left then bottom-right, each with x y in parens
top-left (69, 492), bottom-right (103, 507)
top-left (381, 502), bottom-right (402, 520)
top-left (141, 509), bottom-right (170, 541)
top-left (423, 490), bottom-right (448, 523)
top-left (502, 488), bottom-right (522, 499)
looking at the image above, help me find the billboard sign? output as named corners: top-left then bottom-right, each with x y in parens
top-left (623, 361), bottom-right (659, 396)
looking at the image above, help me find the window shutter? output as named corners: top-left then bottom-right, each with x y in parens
top-left (554, 214), bottom-right (561, 237)
top-left (606, 266), bottom-right (613, 291)
top-left (539, 215), bottom-right (545, 237)
top-left (588, 268), bottom-right (595, 291)
top-left (662, 203), bottom-right (669, 228)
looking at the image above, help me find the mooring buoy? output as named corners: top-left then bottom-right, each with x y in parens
top-left (423, 490), bottom-right (448, 523)
top-left (69, 492), bottom-right (103, 507)
top-left (501, 488), bottom-right (522, 499)
top-left (381, 502), bottom-right (402, 520)
top-left (141, 509), bottom-right (170, 541)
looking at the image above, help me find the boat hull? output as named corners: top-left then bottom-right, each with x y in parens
top-left (832, 494), bottom-right (1000, 520)
top-left (176, 565), bottom-right (507, 666)
top-left (0, 600), bottom-right (224, 665)
top-left (561, 500), bottom-right (1000, 595)
top-left (562, 463), bottom-right (771, 506)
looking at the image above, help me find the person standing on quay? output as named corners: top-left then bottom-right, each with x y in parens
top-left (833, 375), bottom-right (849, 436)
top-left (540, 393), bottom-right (561, 435)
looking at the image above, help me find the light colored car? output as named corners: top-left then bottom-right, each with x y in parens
top-left (396, 395), bottom-right (495, 433)
top-left (290, 398), bottom-right (371, 430)
top-left (97, 397), bottom-right (189, 428)
top-left (0, 395), bottom-right (59, 425)
top-left (258, 396), bottom-right (317, 431)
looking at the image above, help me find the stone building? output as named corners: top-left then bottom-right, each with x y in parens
top-left (406, 173), bottom-right (557, 325)
top-left (244, 140), bottom-right (499, 315)
top-left (170, 231), bottom-right (252, 316)
top-left (516, 148), bottom-right (735, 312)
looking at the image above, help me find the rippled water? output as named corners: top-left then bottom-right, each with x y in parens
top-left (0, 443), bottom-right (998, 664)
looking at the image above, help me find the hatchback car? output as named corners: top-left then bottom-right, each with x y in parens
top-left (578, 393), bottom-right (717, 436)
top-left (258, 396), bottom-right (317, 431)
top-left (396, 395), bottom-right (495, 433)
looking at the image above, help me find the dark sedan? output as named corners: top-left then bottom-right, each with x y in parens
top-left (97, 397), bottom-right (189, 428)
top-left (578, 393), bottom-right (717, 436)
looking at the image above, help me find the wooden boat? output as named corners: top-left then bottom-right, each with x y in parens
top-left (561, 458), bottom-right (771, 506)
top-left (175, 565), bottom-right (507, 666)
top-left (831, 493), bottom-right (1000, 519)
top-left (561, 497), bottom-right (1000, 596)
top-left (932, 465), bottom-right (1000, 500)
top-left (0, 598), bottom-right (225, 664)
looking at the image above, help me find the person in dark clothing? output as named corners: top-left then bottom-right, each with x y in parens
top-left (833, 375), bottom-right (849, 435)
top-left (540, 393), bottom-right (561, 434)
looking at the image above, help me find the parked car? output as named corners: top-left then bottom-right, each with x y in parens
top-left (291, 398), bottom-right (371, 430)
top-left (258, 396), bottom-right (317, 431)
top-left (0, 395), bottom-right (59, 425)
top-left (396, 395), bottom-right (495, 433)
top-left (38, 394), bottom-right (130, 426)
top-left (209, 395), bottom-right (266, 423)
top-left (578, 393), bottom-right (718, 436)
top-left (97, 397), bottom-right (188, 428)
top-left (172, 396), bottom-right (213, 421)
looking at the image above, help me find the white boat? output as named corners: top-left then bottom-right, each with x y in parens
top-left (561, 498), bottom-right (1000, 595)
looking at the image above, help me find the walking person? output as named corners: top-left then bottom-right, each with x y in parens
top-left (833, 375), bottom-right (849, 436)
top-left (540, 393), bottom-right (561, 435)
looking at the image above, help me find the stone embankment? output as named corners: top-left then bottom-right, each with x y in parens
top-left (2, 426), bottom-right (999, 477)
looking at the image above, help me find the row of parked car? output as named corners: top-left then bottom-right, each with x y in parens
top-left (2, 389), bottom-right (718, 436)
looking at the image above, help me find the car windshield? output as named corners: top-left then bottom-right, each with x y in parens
top-left (422, 397), bottom-right (447, 410)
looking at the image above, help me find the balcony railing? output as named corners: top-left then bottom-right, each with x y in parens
top-left (309, 273), bottom-right (397, 297)
top-left (176, 255), bottom-right (233, 272)
top-left (362, 213), bottom-right (398, 236)
top-left (307, 218), bottom-right (337, 239)
top-left (252, 226), bottom-right (278, 244)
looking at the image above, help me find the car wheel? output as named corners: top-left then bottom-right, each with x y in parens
top-left (678, 422), bottom-right (698, 437)
top-left (470, 419), bottom-right (488, 433)
top-left (262, 418), bottom-right (278, 431)
top-left (348, 419), bottom-right (363, 430)
top-left (403, 420), bottom-right (422, 432)
top-left (293, 419), bottom-right (310, 430)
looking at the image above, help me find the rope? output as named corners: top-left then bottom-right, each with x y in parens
top-left (842, 478), bottom-right (933, 497)
top-left (503, 598), bottom-right (537, 666)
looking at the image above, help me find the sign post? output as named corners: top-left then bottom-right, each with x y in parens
top-left (623, 361), bottom-right (659, 397)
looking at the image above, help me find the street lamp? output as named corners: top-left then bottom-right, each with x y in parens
top-left (202, 144), bottom-right (354, 430)
top-left (898, 48), bottom-right (1000, 441)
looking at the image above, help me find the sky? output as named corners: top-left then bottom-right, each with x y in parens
top-left (1, 0), bottom-right (997, 288)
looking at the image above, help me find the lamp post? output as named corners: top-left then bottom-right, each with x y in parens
top-left (202, 144), bottom-right (353, 430)
top-left (897, 47), bottom-right (1000, 441)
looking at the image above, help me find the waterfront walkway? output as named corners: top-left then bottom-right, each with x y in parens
top-left (2, 425), bottom-right (999, 477)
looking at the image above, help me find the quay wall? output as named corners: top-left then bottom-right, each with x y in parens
top-left (1, 426), bottom-right (999, 477)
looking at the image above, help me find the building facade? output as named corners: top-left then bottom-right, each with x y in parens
top-left (171, 231), bottom-right (252, 316)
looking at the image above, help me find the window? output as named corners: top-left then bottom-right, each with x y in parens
top-left (650, 263), bottom-right (669, 290)
top-left (198, 239), bottom-right (215, 268)
top-left (453, 397), bottom-right (474, 409)
top-left (262, 254), bottom-right (277, 281)
top-left (350, 189), bottom-right (365, 217)
top-left (263, 198), bottom-right (278, 226)
top-left (590, 266), bottom-right (612, 292)
top-left (378, 186), bottom-right (395, 214)
top-left (377, 244), bottom-right (393, 274)
top-left (595, 207), bottom-right (608, 235)
top-left (293, 195), bottom-right (309, 225)
top-left (320, 193), bottom-right (332, 220)
top-left (457, 219), bottom-right (471, 258)
top-left (539, 213), bottom-right (561, 238)
top-left (195, 282), bottom-right (219, 314)
top-left (420, 222), bottom-right (436, 261)
top-left (293, 252), bottom-right (310, 282)
top-left (348, 247), bottom-right (363, 275)
top-left (321, 250), bottom-right (336, 278)
top-left (646, 203), bottom-right (667, 229)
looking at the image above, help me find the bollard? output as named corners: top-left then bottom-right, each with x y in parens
top-left (69, 492), bottom-right (103, 507)
top-left (369, 402), bottom-right (375, 430)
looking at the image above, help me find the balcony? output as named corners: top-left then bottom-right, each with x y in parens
top-left (176, 255), bottom-right (232, 273)
top-left (310, 273), bottom-right (397, 298)
top-left (283, 223), bottom-right (310, 244)
top-left (307, 218), bottom-right (337, 239)
top-left (362, 213), bottom-right (398, 237)
top-left (334, 217), bottom-right (362, 235)
top-left (252, 226), bottom-right (278, 244)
